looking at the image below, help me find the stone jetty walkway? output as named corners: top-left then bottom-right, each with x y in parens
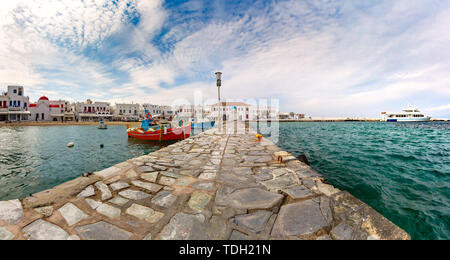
top-left (0, 123), bottom-right (410, 240)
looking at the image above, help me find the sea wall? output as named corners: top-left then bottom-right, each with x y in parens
top-left (0, 123), bottom-right (410, 240)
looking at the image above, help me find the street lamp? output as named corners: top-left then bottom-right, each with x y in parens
top-left (215, 71), bottom-right (222, 131)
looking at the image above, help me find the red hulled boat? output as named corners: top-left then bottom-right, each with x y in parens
top-left (127, 110), bottom-right (191, 141)
top-left (127, 124), bottom-right (191, 141)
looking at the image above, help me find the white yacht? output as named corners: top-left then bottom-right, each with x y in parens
top-left (381, 106), bottom-right (431, 122)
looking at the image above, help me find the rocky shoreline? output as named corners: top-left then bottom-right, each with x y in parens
top-left (0, 123), bottom-right (410, 240)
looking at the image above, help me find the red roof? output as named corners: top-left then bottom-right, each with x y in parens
top-left (49, 104), bottom-right (60, 108)
top-left (29, 104), bottom-right (37, 107)
top-left (39, 96), bottom-right (49, 101)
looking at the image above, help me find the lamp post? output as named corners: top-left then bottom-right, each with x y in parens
top-left (215, 71), bottom-right (222, 132)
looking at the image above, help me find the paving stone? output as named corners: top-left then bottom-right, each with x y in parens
top-left (179, 169), bottom-right (198, 176)
top-left (119, 189), bottom-right (152, 200)
top-left (151, 164), bottom-right (168, 171)
top-left (126, 204), bottom-right (164, 224)
top-left (95, 166), bottom-right (121, 179)
top-left (85, 199), bottom-right (102, 210)
top-left (188, 191), bottom-right (212, 212)
top-left (215, 185), bottom-right (235, 206)
top-left (160, 171), bottom-right (181, 179)
top-left (302, 179), bottom-right (316, 189)
top-left (110, 181), bottom-right (130, 191)
top-left (68, 235), bottom-right (81, 240)
top-left (227, 188), bottom-right (283, 210)
top-left (282, 185), bottom-right (314, 199)
top-left (329, 222), bottom-right (368, 240)
top-left (158, 213), bottom-right (205, 240)
top-left (126, 169), bottom-right (138, 179)
top-left (198, 171), bottom-right (217, 180)
top-left (234, 210), bottom-right (272, 233)
top-left (75, 221), bottom-right (132, 240)
top-left (141, 172), bottom-right (158, 182)
top-left (0, 227), bottom-right (14, 240)
top-left (271, 200), bottom-right (331, 237)
top-left (260, 174), bottom-right (296, 191)
top-left (191, 181), bottom-right (215, 191)
top-left (23, 219), bottom-right (70, 240)
top-left (77, 185), bottom-right (95, 198)
top-left (96, 203), bottom-right (121, 219)
top-left (108, 196), bottom-right (129, 206)
top-left (158, 176), bottom-right (176, 186)
top-left (137, 166), bottom-right (155, 173)
top-left (176, 178), bottom-right (196, 186)
top-left (104, 175), bottom-right (121, 185)
top-left (58, 202), bottom-right (89, 226)
top-left (316, 234), bottom-right (332, 240)
top-left (34, 206), bottom-right (54, 217)
top-left (229, 230), bottom-right (250, 240)
top-left (151, 191), bottom-right (178, 208)
top-left (314, 181), bottom-right (340, 196)
top-left (143, 233), bottom-right (152, 240)
top-left (95, 181), bottom-right (112, 201)
top-left (131, 180), bottom-right (163, 193)
top-left (0, 199), bottom-right (24, 224)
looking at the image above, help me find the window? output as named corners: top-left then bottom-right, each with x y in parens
top-left (18, 90), bottom-right (22, 96)
top-left (18, 101), bottom-right (21, 107)
top-left (13, 101), bottom-right (16, 107)
top-left (13, 89), bottom-right (17, 94)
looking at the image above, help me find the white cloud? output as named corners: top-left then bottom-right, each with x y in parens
top-left (0, 0), bottom-right (449, 118)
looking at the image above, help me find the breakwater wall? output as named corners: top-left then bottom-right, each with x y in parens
top-left (0, 123), bottom-right (409, 240)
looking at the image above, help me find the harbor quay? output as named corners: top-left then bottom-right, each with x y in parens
top-left (0, 123), bottom-right (410, 240)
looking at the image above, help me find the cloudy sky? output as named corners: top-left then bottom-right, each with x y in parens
top-left (0, 0), bottom-right (449, 117)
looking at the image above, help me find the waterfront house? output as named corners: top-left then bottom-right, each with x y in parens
top-left (209, 102), bottom-right (253, 121)
top-left (73, 99), bottom-right (112, 122)
top-left (29, 97), bottom-right (74, 121)
top-left (112, 103), bottom-right (140, 121)
top-left (0, 85), bottom-right (30, 122)
top-left (141, 104), bottom-right (174, 120)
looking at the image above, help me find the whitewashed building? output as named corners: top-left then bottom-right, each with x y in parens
top-left (73, 99), bottom-right (112, 122)
top-left (141, 104), bottom-right (175, 120)
top-left (113, 103), bottom-right (140, 121)
top-left (0, 85), bottom-right (30, 122)
top-left (29, 97), bottom-right (74, 122)
top-left (208, 102), bottom-right (253, 121)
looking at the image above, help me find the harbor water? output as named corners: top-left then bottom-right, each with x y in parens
top-left (0, 125), bottom-right (168, 201)
top-left (0, 122), bottom-right (448, 239)
top-left (255, 121), bottom-right (449, 240)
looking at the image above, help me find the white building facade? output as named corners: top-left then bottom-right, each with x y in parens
top-left (141, 104), bottom-right (175, 120)
top-left (208, 102), bottom-right (254, 121)
top-left (73, 99), bottom-right (112, 122)
top-left (0, 85), bottom-right (30, 122)
top-left (29, 97), bottom-right (75, 122)
top-left (113, 103), bottom-right (140, 121)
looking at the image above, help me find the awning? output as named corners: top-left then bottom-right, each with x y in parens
top-left (0, 111), bottom-right (31, 115)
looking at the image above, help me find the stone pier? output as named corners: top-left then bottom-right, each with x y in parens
top-left (0, 123), bottom-right (410, 240)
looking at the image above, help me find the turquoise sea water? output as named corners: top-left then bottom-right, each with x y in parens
top-left (0, 125), bottom-right (169, 201)
top-left (255, 122), bottom-right (449, 240)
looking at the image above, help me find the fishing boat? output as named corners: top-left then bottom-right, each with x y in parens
top-left (127, 110), bottom-right (191, 141)
top-left (381, 106), bottom-right (431, 122)
top-left (98, 120), bottom-right (107, 129)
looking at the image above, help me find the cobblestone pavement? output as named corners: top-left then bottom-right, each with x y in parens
top-left (0, 123), bottom-right (410, 240)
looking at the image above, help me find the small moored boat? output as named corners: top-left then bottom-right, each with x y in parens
top-left (98, 120), bottom-right (107, 129)
top-left (126, 110), bottom-right (191, 141)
